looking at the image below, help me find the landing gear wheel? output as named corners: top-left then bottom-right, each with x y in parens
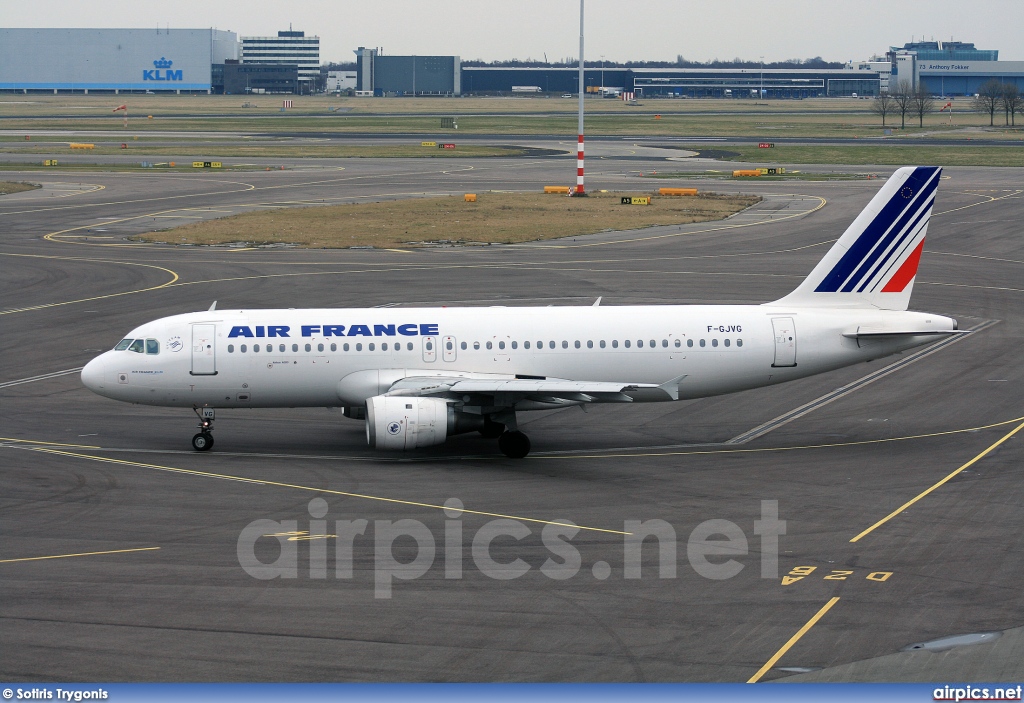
top-left (192, 432), bottom-right (214, 452)
top-left (498, 430), bottom-right (531, 459)
top-left (479, 418), bottom-right (506, 439)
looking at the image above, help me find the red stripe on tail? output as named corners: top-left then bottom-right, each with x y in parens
top-left (881, 239), bottom-right (925, 293)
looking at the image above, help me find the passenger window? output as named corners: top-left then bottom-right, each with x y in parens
top-left (114, 339), bottom-right (133, 351)
top-left (382, 342), bottom-right (389, 351)
top-left (292, 343), bottom-right (299, 352)
top-left (241, 344), bottom-right (248, 353)
top-left (574, 340), bottom-right (581, 349)
top-left (474, 341), bottom-right (481, 350)
top-left (662, 339), bottom-right (668, 348)
top-left (587, 340), bottom-right (593, 349)
top-left (146, 339), bottom-right (159, 355)
top-left (486, 341), bottom-right (493, 350)
top-left (650, 340), bottom-right (656, 348)
top-left (612, 340), bottom-right (618, 348)
top-left (407, 342), bottom-right (413, 351)
top-left (699, 339), bottom-right (706, 347)
top-left (445, 341), bottom-right (451, 350)
top-left (599, 340), bottom-right (605, 348)
top-left (724, 339), bottom-right (731, 347)
top-left (511, 341), bottom-right (518, 349)
top-left (426, 341), bottom-right (433, 351)
top-left (331, 343), bottom-right (337, 352)
top-left (356, 343), bottom-right (362, 351)
top-left (712, 339), bottom-right (718, 348)
top-left (128, 339), bottom-right (144, 353)
top-left (737, 339), bottom-right (743, 347)
top-left (344, 343), bottom-right (350, 352)
top-left (305, 343), bottom-right (311, 352)
top-left (279, 344), bottom-right (286, 352)
top-left (498, 341), bottom-right (505, 350)
top-left (687, 339), bottom-right (694, 348)
top-left (253, 344), bottom-right (260, 353)
top-left (561, 340), bottom-right (568, 349)
top-left (524, 341), bottom-right (531, 349)
top-left (674, 339), bottom-right (681, 348)
top-left (266, 344), bottom-right (272, 352)
top-left (369, 343), bottom-right (375, 351)
top-left (637, 340), bottom-right (643, 348)
top-left (228, 344), bottom-right (235, 353)
top-left (461, 341), bottom-right (467, 350)
top-left (625, 340), bottom-right (631, 348)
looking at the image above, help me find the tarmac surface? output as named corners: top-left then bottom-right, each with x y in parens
top-left (0, 142), bottom-right (1022, 682)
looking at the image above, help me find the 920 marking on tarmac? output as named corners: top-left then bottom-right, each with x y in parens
top-left (781, 565), bottom-right (893, 586)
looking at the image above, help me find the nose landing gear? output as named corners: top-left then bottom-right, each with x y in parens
top-left (191, 406), bottom-right (215, 452)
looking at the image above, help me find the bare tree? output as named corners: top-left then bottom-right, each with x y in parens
top-left (890, 80), bottom-right (914, 129)
top-left (871, 92), bottom-right (895, 127)
top-left (911, 86), bottom-right (936, 127)
top-left (973, 79), bottom-right (1003, 126)
top-left (1000, 83), bottom-right (1022, 126)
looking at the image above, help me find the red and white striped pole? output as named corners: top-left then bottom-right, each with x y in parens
top-left (574, 0), bottom-right (585, 195)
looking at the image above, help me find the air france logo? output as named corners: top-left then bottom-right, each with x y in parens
top-left (166, 336), bottom-right (183, 352)
top-left (387, 422), bottom-right (402, 435)
top-left (144, 57), bottom-right (182, 82)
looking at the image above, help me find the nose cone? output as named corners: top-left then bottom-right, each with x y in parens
top-left (81, 354), bottom-right (107, 393)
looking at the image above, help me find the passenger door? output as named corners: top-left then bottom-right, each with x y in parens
top-left (191, 324), bottom-right (217, 375)
top-left (771, 317), bottom-right (797, 367)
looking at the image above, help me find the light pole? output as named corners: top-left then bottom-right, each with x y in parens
top-left (574, 0), bottom-right (586, 196)
top-left (760, 56), bottom-right (764, 101)
top-left (601, 54), bottom-right (605, 95)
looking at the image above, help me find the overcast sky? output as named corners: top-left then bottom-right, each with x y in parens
top-left (3, 0), bottom-right (1022, 64)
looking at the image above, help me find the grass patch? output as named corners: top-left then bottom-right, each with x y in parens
top-left (0, 181), bottom-right (39, 195)
top-left (677, 144), bottom-right (1024, 167)
top-left (136, 191), bottom-right (760, 249)
top-left (0, 144), bottom-right (542, 159)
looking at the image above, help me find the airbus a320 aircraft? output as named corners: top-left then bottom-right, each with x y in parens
top-left (82, 166), bottom-right (961, 458)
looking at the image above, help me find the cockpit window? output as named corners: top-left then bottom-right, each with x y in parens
top-left (114, 339), bottom-right (133, 351)
top-left (146, 339), bottom-right (159, 355)
top-left (128, 339), bottom-right (145, 353)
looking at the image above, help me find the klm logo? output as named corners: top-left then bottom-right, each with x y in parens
top-left (143, 57), bottom-right (182, 82)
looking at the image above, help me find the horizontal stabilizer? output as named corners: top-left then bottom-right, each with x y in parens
top-left (842, 329), bottom-right (968, 339)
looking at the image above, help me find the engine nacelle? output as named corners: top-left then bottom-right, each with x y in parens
top-left (366, 396), bottom-right (485, 450)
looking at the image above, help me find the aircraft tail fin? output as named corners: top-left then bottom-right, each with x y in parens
top-left (772, 166), bottom-right (941, 311)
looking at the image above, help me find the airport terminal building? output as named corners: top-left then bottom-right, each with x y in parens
top-left (0, 28), bottom-right (239, 93)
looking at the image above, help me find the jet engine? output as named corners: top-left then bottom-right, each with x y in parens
top-left (365, 396), bottom-right (484, 450)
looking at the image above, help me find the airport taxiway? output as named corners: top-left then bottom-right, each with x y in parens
top-left (1, 148), bottom-right (1022, 682)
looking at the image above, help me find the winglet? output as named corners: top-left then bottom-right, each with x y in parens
top-left (593, 297), bottom-right (602, 307)
top-left (208, 301), bottom-right (217, 311)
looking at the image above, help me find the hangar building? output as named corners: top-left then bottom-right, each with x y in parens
top-left (886, 41), bottom-right (1024, 95)
top-left (460, 66), bottom-right (880, 98)
top-left (356, 48), bottom-right (461, 96)
top-left (0, 28), bottom-right (239, 93)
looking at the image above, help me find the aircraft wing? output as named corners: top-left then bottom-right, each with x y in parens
top-left (386, 374), bottom-right (684, 404)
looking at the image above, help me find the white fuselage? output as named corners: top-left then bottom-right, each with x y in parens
top-left (81, 304), bottom-right (955, 410)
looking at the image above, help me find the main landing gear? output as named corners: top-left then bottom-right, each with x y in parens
top-left (490, 410), bottom-right (531, 459)
top-left (191, 406), bottom-right (215, 452)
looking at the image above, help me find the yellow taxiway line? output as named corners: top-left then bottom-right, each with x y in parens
top-left (747, 597), bottom-right (841, 683)
top-left (850, 418), bottom-right (1024, 543)
top-left (17, 446), bottom-right (630, 536)
top-left (0, 546), bottom-right (160, 565)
